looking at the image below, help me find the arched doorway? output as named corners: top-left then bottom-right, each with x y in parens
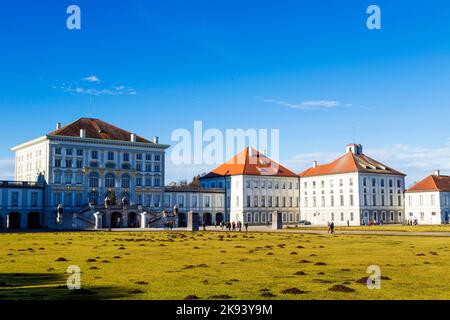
top-left (111, 212), bottom-right (122, 228)
top-left (203, 213), bottom-right (212, 226)
top-left (8, 213), bottom-right (21, 229)
top-left (215, 213), bottom-right (224, 225)
top-left (128, 212), bottom-right (137, 228)
top-left (27, 212), bottom-right (41, 229)
top-left (178, 212), bottom-right (186, 227)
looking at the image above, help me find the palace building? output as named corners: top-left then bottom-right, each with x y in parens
top-left (405, 171), bottom-right (450, 225)
top-left (200, 148), bottom-right (300, 225)
top-left (1, 117), bottom-right (448, 230)
top-left (299, 144), bottom-right (406, 226)
top-left (3, 118), bottom-right (223, 230)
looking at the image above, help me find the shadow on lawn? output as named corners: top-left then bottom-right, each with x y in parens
top-left (0, 273), bottom-right (129, 300)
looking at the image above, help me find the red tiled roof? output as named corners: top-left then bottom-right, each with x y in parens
top-left (202, 148), bottom-right (298, 178)
top-left (406, 175), bottom-right (450, 193)
top-left (48, 118), bottom-right (152, 143)
top-left (299, 152), bottom-right (405, 177)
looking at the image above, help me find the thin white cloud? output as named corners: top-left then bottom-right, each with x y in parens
top-left (259, 97), bottom-right (343, 110)
top-left (54, 82), bottom-right (137, 96)
top-left (82, 75), bottom-right (101, 83)
top-left (66, 86), bottom-right (137, 96)
top-left (0, 158), bottom-right (15, 181)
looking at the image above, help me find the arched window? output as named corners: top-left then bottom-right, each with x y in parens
top-left (89, 173), bottom-right (99, 188)
top-left (89, 191), bottom-right (99, 205)
top-left (105, 173), bottom-right (115, 188)
top-left (136, 174), bottom-right (143, 187)
top-left (121, 174), bottom-right (130, 188)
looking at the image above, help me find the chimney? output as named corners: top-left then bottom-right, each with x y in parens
top-left (313, 161), bottom-right (318, 168)
top-left (80, 129), bottom-right (86, 138)
top-left (130, 133), bottom-right (137, 142)
top-left (435, 170), bottom-right (441, 176)
top-left (153, 136), bottom-right (159, 144)
top-left (56, 122), bottom-right (62, 130)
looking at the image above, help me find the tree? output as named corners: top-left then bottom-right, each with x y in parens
top-left (189, 175), bottom-right (201, 188)
top-left (110, 190), bottom-right (117, 206)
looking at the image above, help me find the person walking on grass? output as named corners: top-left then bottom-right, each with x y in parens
top-left (244, 222), bottom-right (249, 232)
top-left (237, 221), bottom-right (242, 232)
top-left (232, 221), bottom-right (236, 232)
top-left (330, 222), bottom-right (335, 234)
top-left (327, 222), bottom-right (331, 234)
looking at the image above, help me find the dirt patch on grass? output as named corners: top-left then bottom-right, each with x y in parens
top-left (281, 288), bottom-right (307, 295)
top-left (184, 295), bottom-right (200, 300)
top-left (56, 257), bottom-right (69, 262)
top-left (329, 285), bottom-right (355, 293)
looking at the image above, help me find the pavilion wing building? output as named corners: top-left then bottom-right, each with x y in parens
top-left (299, 144), bottom-right (406, 226)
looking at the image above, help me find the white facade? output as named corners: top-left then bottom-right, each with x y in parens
top-left (299, 145), bottom-right (406, 226)
top-left (12, 133), bottom-right (169, 211)
top-left (164, 187), bottom-right (225, 226)
top-left (405, 191), bottom-right (450, 224)
top-left (0, 181), bottom-right (45, 229)
top-left (201, 175), bottom-right (300, 225)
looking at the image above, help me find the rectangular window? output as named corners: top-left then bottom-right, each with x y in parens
top-left (261, 196), bottom-right (266, 207)
top-left (107, 152), bottom-right (114, 161)
top-left (204, 196), bottom-right (210, 208)
top-left (31, 192), bottom-right (38, 207)
top-left (192, 195), bottom-right (198, 208)
top-left (155, 155), bottom-right (161, 161)
top-left (91, 151), bottom-right (98, 160)
top-left (64, 192), bottom-right (72, 206)
top-left (66, 148), bottom-right (73, 156)
top-left (76, 173), bottom-right (83, 185)
top-left (65, 160), bottom-right (72, 168)
top-left (75, 193), bottom-right (83, 207)
top-left (76, 160), bottom-right (83, 168)
top-left (76, 149), bottom-right (83, 156)
top-left (178, 195), bottom-right (185, 208)
top-left (146, 154), bottom-right (152, 161)
top-left (12, 192), bottom-right (19, 207)
top-left (55, 159), bottom-right (62, 168)
top-left (54, 173), bottom-right (62, 184)
top-left (123, 153), bottom-right (130, 162)
top-left (136, 154), bottom-right (143, 160)
top-left (154, 177), bottom-right (161, 187)
top-left (55, 148), bottom-right (62, 155)
top-left (65, 173), bottom-right (72, 185)
top-left (254, 196), bottom-right (259, 207)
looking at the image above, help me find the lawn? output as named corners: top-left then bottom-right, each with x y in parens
top-left (0, 231), bottom-right (449, 300)
top-left (287, 225), bottom-right (450, 233)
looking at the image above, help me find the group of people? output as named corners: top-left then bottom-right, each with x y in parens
top-left (164, 221), bottom-right (175, 230)
top-left (405, 219), bottom-right (419, 226)
top-left (214, 221), bottom-right (249, 232)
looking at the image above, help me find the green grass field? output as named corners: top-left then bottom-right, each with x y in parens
top-left (288, 225), bottom-right (450, 233)
top-left (1, 231), bottom-right (449, 300)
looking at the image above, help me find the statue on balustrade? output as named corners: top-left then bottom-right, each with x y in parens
top-left (56, 204), bottom-right (64, 224)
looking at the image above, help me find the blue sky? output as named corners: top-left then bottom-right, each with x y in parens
top-left (0, 0), bottom-right (449, 185)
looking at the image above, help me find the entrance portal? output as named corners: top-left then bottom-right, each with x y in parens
top-left (27, 212), bottom-right (41, 229)
top-left (8, 213), bottom-right (21, 229)
top-left (111, 212), bottom-right (122, 228)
